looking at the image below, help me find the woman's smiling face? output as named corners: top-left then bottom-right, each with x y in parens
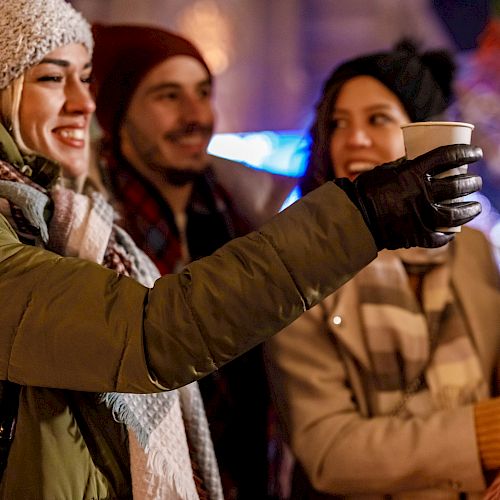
top-left (329, 75), bottom-right (410, 180)
top-left (19, 43), bottom-right (96, 179)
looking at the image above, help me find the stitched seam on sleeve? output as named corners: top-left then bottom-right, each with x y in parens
top-left (184, 273), bottom-right (218, 372)
top-left (8, 255), bottom-right (62, 381)
top-left (258, 230), bottom-right (307, 311)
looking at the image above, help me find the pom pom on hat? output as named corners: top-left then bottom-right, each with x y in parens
top-left (91, 23), bottom-right (212, 138)
top-left (0, 0), bottom-right (93, 90)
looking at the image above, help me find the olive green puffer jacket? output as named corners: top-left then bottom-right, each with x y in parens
top-left (0, 182), bottom-right (377, 499)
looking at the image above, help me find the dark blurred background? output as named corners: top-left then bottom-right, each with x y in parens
top-left (74, 0), bottom-right (500, 243)
top-left (72, 0), bottom-right (489, 131)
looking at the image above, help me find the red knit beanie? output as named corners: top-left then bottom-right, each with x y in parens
top-left (91, 23), bottom-right (212, 138)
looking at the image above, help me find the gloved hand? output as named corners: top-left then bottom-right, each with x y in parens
top-left (334, 144), bottom-right (483, 249)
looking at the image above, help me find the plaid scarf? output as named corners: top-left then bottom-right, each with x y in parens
top-left (0, 161), bottom-right (50, 243)
top-left (100, 149), bottom-right (251, 275)
top-left (353, 247), bottom-right (488, 417)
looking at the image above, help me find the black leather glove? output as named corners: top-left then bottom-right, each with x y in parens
top-left (335, 144), bottom-right (483, 250)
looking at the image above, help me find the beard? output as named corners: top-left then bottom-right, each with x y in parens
top-left (121, 118), bottom-right (213, 186)
top-left (144, 141), bottom-right (211, 186)
top-left (159, 165), bottom-right (209, 186)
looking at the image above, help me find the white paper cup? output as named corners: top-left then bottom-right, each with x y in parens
top-left (401, 121), bottom-right (474, 232)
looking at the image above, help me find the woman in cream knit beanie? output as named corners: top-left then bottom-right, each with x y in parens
top-left (0, 0), bottom-right (94, 186)
top-left (0, 1), bottom-right (222, 499)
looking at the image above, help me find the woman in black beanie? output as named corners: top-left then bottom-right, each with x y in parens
top-left (301, 39), bottom-right (455, 194)
top-left (266, 41), bottom-right (500, 499)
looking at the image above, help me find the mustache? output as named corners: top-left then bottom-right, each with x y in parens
top-left (164, 123), bottom-right (213, 140)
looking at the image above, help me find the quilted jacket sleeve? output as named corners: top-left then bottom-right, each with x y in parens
top-left (0, 182), bottom-right (377, 393)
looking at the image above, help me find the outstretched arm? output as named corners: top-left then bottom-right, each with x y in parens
top-left (0, 145), bottom-right (483, 393)
top-left (0, 182), bottom-right (375, 393)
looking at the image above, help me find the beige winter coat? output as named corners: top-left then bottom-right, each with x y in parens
top-left (267, 227), bottom-right (500, 499)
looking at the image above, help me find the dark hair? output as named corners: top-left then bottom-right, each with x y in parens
top-left (300, 40), bottom-right (456, 195)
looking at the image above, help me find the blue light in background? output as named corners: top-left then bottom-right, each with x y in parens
top-left (280, 186), bottom-right (301, 210)
top-left (208, 130), bottom-right (309, 178)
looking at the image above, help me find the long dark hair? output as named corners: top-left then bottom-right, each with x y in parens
top-left (300, 79), bottom-right (349, 195)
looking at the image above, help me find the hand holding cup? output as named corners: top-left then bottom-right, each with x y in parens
top-left (401, 121), bottom-right (475, 232)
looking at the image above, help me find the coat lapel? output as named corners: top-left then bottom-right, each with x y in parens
top-left (328, 281), bottom-right (372, 370)
top-left (452, 229), bottom-right (500, 380)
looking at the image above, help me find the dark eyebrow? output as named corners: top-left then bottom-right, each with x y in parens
top-left (146, 78), bottom-right (212, 95)
top-left (38, 58), bottom-right (92, 69)
top-left (334, 103), bottom-right (395, 114)
top-left (365, 104), bottom-right (395, 112)
top-left (146, 82), bottom-right (179, 95)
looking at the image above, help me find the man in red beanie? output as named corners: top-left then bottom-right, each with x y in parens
top-left (91, 23), bottom-right (294, 500)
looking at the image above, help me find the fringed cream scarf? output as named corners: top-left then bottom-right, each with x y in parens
top-left (355, 246), bottom-right (488, 418)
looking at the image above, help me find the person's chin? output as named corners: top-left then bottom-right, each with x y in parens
top-left (171, 151), bottom-right (209, 170)
top-left (57, 156), bottom-right (89, 180)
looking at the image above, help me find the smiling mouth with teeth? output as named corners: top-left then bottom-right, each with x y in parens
top-left (58, 129), bottom-right (85, 140)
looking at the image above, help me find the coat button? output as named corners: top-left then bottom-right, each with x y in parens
top-left (332, 315), bottom-right (342, 326)
top-left (447, 480), bottom-right (462, 490)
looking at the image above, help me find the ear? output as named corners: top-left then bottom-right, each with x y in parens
top-left (119, 119), bottom-right (133, 159)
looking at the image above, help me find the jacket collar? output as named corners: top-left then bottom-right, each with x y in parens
top-left (0, 122), bottom-right (60, 189)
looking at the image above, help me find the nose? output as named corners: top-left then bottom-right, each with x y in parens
top-left (64, 80), bottom-right (96, 116)
top-left (345, 125), bottom-right (372, 148)
top-left (181, 95), bottom-right (211, 123)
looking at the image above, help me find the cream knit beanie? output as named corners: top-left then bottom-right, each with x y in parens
top-left (0, 0), bottom-right (93, 90)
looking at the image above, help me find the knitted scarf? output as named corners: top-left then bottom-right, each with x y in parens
top-left (0, 123), bottom-right (223, 499)
top-left (351, 246), bottom-right (488, 417)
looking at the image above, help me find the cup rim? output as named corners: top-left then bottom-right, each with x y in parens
top-left (401, 121), bottom-right (474, 130)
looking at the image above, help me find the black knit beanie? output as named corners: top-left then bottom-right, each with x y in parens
top-left (321, 39), bottom-right (455, 121)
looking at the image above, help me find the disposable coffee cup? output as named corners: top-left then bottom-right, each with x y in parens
top-left (401, 121), bottom-right (474, 233)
